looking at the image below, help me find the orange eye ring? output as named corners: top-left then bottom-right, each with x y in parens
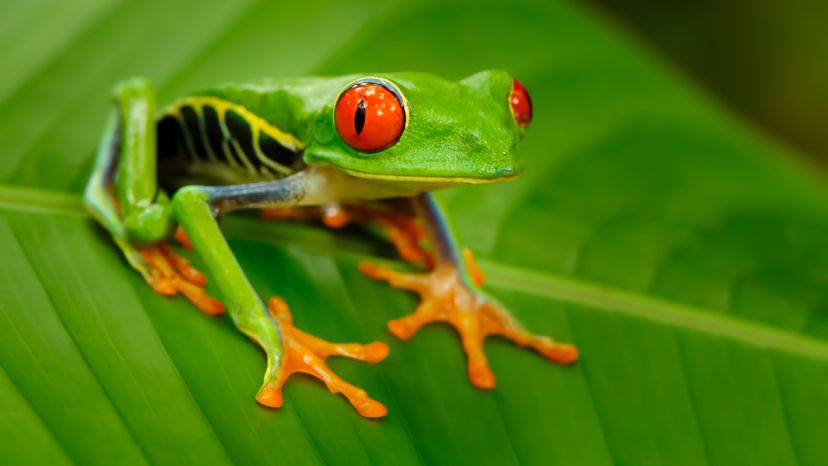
top-left (334, 78), bottom-right (407, 153)
top-left (509, 79), bottom-right (532, 127)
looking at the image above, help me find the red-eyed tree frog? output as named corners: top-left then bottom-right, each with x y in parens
top-left (84, 71), bottom-right (578, 418)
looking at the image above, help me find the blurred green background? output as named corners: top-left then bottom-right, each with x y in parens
top-left (589, 0), bottom-right (828, 167)
top-left (2, 1), bottom-right (828, 465)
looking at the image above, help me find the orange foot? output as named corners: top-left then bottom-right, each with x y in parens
top-left (256, 297), bottom-right (389, 418)
top-left (138, 242), bottom-right (224, 315)
top-left (360, 262), bottom-right (578, 388)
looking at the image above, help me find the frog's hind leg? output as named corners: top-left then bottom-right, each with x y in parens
top-left (84, 77), bottom-right (222, 314)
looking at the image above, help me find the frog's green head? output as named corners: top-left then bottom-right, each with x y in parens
top-left (304, 70), bottom-right (532, 186)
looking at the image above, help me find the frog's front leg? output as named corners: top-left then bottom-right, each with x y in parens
top-left (84, 78), bottom-right (222, 314)
top-left (360, 193), bottom-right (578, 388)
top-left (172, 184), bottom-right (388, 417)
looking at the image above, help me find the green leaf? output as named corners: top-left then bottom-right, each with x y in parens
top-left (2, 0), bottom-right (828, 465)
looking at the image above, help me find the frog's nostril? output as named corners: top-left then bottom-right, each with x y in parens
top-left (509, 79), bottom-right (532, 127)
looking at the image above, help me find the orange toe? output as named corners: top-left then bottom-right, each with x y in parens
top-left (387, 319), bottom-right (417, 340)
top-left (260, 297), bottom-right (388, 418)
top-left (361, 342), bottom-right (390, 362)
top-left (256, 383), bottom-right (284, 408)
top-left (159, 243), bottom-right (206, 285)
top-left (356, 398), bottom-right (388, 418)
top-left (147, 277), bottom-right (177, 296)
top-left (544, 343), bottom-right (579, 364)
top-left (322, 205), bottom-right (351, 228)
top-left (174, 226), bottom-right (193, 249)
top-left (375, 215), bottom-right (433, 268)
top-left (139, 242), bottom-right (224, 315)
top-left (468, 363), bottom-right (496, 389)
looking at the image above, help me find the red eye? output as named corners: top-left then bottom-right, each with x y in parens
top-left (509, 79), bottom-right (532, 127)
top-left (335, 80), bottom-right (406, 152)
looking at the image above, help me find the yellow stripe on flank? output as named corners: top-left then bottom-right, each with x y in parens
top-left (231, 138), bottom-right (256, 173)
top-left (216, 116), bottom-right (241, 169)
top-left (252, 131), bottom-right (292, 176)
top-left (162, 96), bottom-right (305, 152)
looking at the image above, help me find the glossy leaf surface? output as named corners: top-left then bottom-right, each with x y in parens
top-left (2, 0), bottom-right (828, 465)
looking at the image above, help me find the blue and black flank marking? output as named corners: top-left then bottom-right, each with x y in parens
top-left (157, 97), bottom-right (304, 185)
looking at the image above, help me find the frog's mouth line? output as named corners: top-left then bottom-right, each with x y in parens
top-left (342, 169), bottom-right (519, 184)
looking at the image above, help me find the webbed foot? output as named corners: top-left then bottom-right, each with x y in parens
top-left (256, 297), bottom-right (389, 418)
top-left (137, 242), bottom-right (224, 315)
top-left (360, 262), bottom-right (577, 388)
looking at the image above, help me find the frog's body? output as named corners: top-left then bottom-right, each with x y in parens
top-left (85, 71), bottom-right (577, 418)
top-left (157, 95), bottom-right (306, 186)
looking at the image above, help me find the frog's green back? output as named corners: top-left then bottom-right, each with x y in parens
top-left (156, 71), bottom-right (527, 189)
top-left (197, 76), bottom-right (359, 145)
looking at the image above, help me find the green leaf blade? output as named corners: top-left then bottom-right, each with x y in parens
top-left (3, 0), bottom-right (828, 465)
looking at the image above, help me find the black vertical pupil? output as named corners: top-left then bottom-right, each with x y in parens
top-left (354, 99), bottom-right (366, 135)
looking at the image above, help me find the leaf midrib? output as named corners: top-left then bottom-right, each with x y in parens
top-left (5, 183), bottom-right (825, 363)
